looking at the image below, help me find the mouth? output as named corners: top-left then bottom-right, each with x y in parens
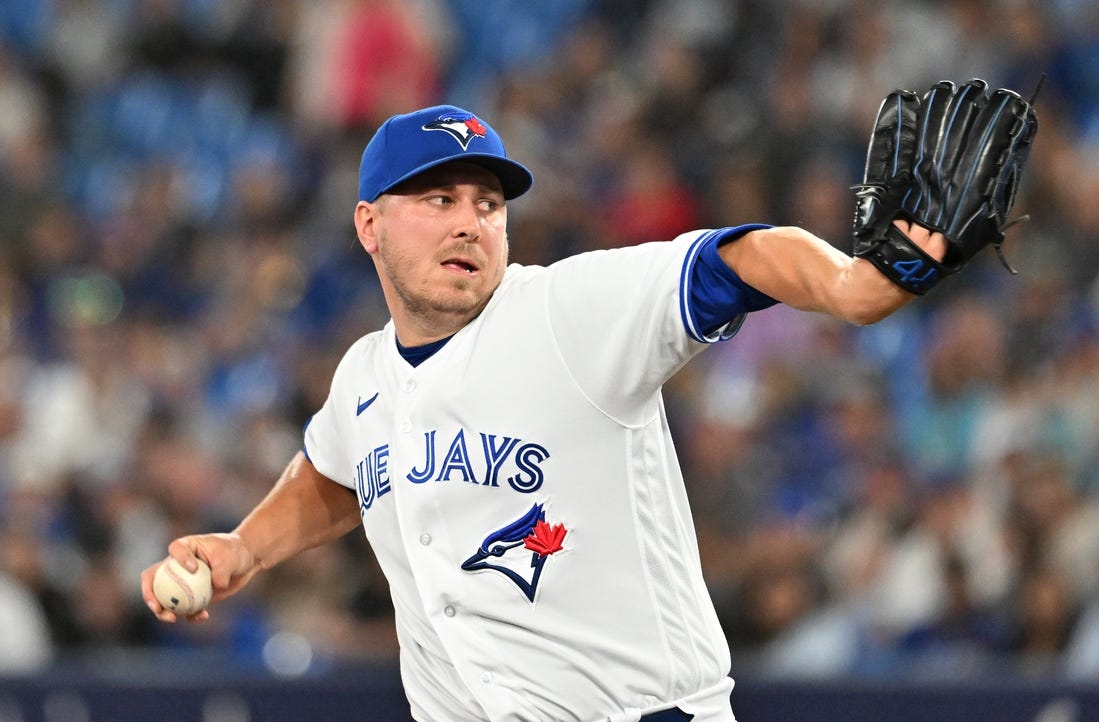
top-left (441, 257), bottom-right (480, 275)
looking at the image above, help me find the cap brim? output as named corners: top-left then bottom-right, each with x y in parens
top-left (378, 153), bottom-right (533, 201)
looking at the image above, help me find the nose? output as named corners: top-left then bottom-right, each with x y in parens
top-left (452, 199), bottom-right (482, 241)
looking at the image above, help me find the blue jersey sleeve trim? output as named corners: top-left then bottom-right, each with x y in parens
top-left (680, 224), bottom-right (778, 343)
top-left (301, 418), bottom-right (312, 463)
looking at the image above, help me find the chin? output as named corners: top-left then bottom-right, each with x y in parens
top-left (428, 289), bottom-right (488, 317)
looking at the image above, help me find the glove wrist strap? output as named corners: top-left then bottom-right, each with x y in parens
top-left (855, 223), bottom-right (945, 295)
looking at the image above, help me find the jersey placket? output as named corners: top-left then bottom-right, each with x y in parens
top-left (387, 363), bottom-right (504, 710)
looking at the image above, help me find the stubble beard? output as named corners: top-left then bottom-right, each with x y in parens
top-left (378, 230), bottom-right (504, 327)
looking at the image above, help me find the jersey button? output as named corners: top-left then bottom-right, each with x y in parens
top-left (403, 380), bottom-right (416, 393)
top-left (443, 605), bottom-right (456, 618)
top-left (480, 672), bottom-right (493, 684)
top-left (419, 533), bottom-right (432, 546)
top-left (400, 420), bottom-right (412, 433)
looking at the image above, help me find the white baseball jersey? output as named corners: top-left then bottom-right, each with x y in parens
top-left (305, 229), bottom-right (745, 722)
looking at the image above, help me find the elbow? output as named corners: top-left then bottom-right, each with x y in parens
top-left (834, 287), bottom-right (900, 325)
top-left (838, 293), bottom-right (895, 325)
top-left (845, 306), bottom-right (891, 327)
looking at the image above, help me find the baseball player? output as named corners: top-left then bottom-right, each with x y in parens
top-left (142, 81), bottom-right (1037, 721)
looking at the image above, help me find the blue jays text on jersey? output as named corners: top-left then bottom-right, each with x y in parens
top-left (354, 426), bottom-right (552, 513)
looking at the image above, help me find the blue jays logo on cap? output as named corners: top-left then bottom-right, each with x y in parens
top-left (461, 503), bottom-right (568, 602)
top-left (422, 112), bottom-right (489, 150)
top-left (358, 105), bottom-right (534, 202)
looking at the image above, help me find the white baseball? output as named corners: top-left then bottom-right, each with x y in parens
top-left (152, 558), bottom-right (213, 616)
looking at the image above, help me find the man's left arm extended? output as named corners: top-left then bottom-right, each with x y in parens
top-left (718, 220), bottom-right (947, 326)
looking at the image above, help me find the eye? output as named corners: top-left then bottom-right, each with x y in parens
top-left (478, 198), bottom-right (501, 213)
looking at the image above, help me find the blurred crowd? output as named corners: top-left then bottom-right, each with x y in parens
top-left (1, 0), bottom-right (1098, 685)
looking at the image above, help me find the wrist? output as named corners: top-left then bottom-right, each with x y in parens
top-left (226, 528), bottom-right (265, 573)
top-left (855, 223), bottom-right (945, 295)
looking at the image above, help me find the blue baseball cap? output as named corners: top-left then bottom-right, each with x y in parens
top-left (358, 105), bottom-right (534, 202)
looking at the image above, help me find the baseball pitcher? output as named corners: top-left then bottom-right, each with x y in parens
top-left (142, 80), bottom-right (1037, 721)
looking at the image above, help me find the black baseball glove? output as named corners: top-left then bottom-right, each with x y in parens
top-left (852, 78), bottom-right (1039, 295)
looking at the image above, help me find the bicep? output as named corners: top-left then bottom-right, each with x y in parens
top-left (287, 451), bottom-right (362, 535)
top-left (235, 451), bottom-right (362, 570)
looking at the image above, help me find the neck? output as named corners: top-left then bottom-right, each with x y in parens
top-left (394, 324), bottom-right (461, 347)
top-left (391, 302), bottom-right (487, 347)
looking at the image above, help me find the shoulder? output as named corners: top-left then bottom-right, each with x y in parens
top-left (537, 230), bottom-right (719, 284)
top-left (345, 325), bottom-right (390, 356)
top-left (480, 263), bottom-right (547, 305)
top-left (485, 231), bottom-right (718, 317)
top-left (331, 326), bottom-right (391, 377)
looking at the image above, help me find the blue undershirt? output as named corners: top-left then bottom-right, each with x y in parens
top-left (396, 335), bottom-right (453, 368)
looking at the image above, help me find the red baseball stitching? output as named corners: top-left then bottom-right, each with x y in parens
top-left (164, 561), bottom-right (196, 612)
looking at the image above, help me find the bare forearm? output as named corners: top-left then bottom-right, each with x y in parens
top-left (235, 451), bottom-right (362, 571)
top-left (719, 222), bottom-right (946, 325)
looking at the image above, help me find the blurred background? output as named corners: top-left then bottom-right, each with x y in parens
top-left (1, 0), bottom-right (1098, 720)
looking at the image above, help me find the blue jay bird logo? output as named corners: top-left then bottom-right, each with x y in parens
top-left (422, 112), bottom-right (488, 150)
top-left (461, 503), bottom-right (568, 602)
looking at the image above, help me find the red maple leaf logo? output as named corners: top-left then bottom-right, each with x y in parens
top-left (464, 117), bottom-right (488, 138)
top-left (524, 519), bottom-right (566, 556)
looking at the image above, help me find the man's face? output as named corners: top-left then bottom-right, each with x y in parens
top-left (357, 162), bottom-right (509, 340)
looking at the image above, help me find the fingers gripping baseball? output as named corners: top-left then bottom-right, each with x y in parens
top-left (141, 533), bottom-right (259, 623)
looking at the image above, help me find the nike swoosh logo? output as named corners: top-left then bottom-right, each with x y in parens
top-left (356, 392), bottom-right (379, 416)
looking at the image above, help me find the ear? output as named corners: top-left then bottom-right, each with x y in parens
top-left (354, 201), bottom-right (380, 254)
